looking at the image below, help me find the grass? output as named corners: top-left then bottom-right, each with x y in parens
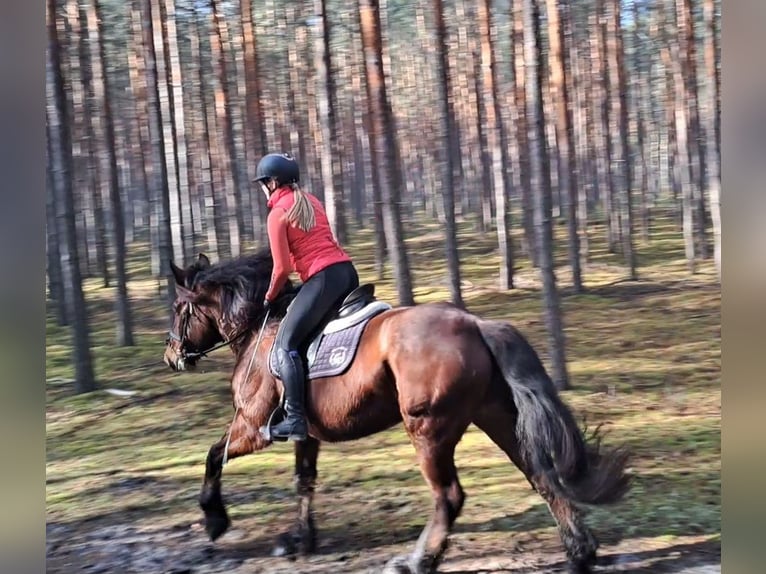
top-left (46, 213), bottom-right (720, 564)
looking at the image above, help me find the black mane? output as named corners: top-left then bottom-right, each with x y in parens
top-left (190, 248), bottom-right (295, 328)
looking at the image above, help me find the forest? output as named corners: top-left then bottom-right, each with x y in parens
top-left (46, 1), bottom-right (721, 572)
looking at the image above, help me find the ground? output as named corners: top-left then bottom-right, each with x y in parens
top-left (46, 216), bottom-right (720, 573)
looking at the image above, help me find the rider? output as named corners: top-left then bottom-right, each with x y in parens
top-left (254, 152), bottom-right (360, 442)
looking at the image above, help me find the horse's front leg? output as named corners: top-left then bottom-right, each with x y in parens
top-left (199, 412), bottom-right (269, 541)
top-left (273, 436), bottom-right (321, 556)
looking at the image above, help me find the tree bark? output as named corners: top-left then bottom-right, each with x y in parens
top-left (313, 0), bottom-right (347, 244)
top-left (545, 0), bottom-right (583, 291)
top-left (159, 0), bottom-right (194, 259)
top-left (523, 0), bottom-right (569, 390)
top-left (91, 0), bottom-right (135, 345)
top-left (141, 0), bottom-right (175, 307)
top-left (592, 2), bottom-right (617, 253)
top-left (210, 0), bottom-right (244, 258)
top-left (432, 0), bottom-right (464, 307)
top-left (47, 0), bottom-right (97, 393)
top-left (358, 0), bottom-right (414, 305)
top-left (511, 0), bottom-right (535, 265)
top-left (605, 0), bottom-right (637, 278)
top-left (148, 0), bottom-right (184, 264)
top-left (664, 3), bottom-right (696, 273)
top-left (46, 120), bottom-right (68, 326)
top-left (479, 0), bottom-right (513, 289)
top-left (702, 0), bottom-right (721, 278)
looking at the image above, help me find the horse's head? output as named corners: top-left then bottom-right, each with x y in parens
top-left (163, 253), bottom-right (224, 371)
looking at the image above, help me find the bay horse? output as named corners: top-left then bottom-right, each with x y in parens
top-left (162, 251), bottom-right (629, 574)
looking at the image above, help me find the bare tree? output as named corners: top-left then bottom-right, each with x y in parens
top-left (702, 0), bottom-right (721, 278)
top-left (47, 0), bottom-right (97, 393)
top-left (545, 0), bottom-right (583, 291)
top-left (511, 0), bottom-right (536, 264)
top-left (210, 0), bottom-right (244, 257)
top-left (478, 0), bottom-right (513, 289)
top-left (432, 0), bottom-right (463, 307)
top-left (46, 121), bottom-right (67, 326)
top-left (605, 0), bottom-right (637, 278)
top-left (91, 0), bottom-right (134, 345)
top-left (524, 0), bottom-right (569, 390)
top-left (358, 0), bottom-right (414, 305)
top-left (312, 0), bottom-right (347, 244)
top-left (141, 0), bottom-right (175, 307)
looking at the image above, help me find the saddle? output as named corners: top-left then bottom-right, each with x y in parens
top-left (268, 284), bottom-right (391, 381)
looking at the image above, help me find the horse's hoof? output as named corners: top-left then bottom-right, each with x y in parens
top-left (382, 555), bottom-right (414, 574)
top-left (272, 531), bottom-right (297, 557)
top-left (205, 512), bottom-right (231, 542)
top-left (567, 561), bottom-right (593, 574)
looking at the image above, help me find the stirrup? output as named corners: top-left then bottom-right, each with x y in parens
top-left (259, 404), bottom-right (286, 443)
top-left (264, 413), bottom-right (308, 442)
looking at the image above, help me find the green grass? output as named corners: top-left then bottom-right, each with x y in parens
top-left (46, 213), bottom-right (720, 557)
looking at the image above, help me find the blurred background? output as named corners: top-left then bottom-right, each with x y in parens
top-left (46, 0), bottom-right (721, 572)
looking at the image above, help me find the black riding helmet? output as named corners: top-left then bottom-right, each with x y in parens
top-left (254, 153), bottom-right (300, 186)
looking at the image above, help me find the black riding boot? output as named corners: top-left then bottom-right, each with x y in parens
top-left (263, 349), bottom-right (308, 442)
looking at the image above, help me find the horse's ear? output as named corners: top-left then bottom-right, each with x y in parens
top-left (170, 261), bottom-right (186, 286)
top-left (175, 283), bottom-right (200, 303)
top-left (197, 253), bottom-right (211, 269)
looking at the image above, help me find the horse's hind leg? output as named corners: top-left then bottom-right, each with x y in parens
top-left (473, 402), bottom-right (598, 574)
top-left (199, 413), bottom-right (269, 541)
top-left (273, 436), bottom-right (321, 556)
top-left (384, 422), bottom-right (467, 574)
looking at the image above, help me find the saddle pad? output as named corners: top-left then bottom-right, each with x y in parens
top-left (306, 320), bottom-right (369, 380)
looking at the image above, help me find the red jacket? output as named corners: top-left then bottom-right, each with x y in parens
top-left (264, 186), bottom-right (351, 302)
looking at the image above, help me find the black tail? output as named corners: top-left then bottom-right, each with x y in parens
top-left (477, 319), bottom-right (630, 506)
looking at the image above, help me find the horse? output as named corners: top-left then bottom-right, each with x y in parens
top-left (162, 250), bottom-right (630, 574)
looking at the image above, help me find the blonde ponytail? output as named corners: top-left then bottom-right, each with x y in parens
top-left (286, 183), bottom-right (316, 232)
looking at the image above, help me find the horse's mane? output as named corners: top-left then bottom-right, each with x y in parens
top-left (190, 248), bottom-right (294, 328)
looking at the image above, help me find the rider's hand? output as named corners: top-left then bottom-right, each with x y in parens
top-left (263, 298), bottom-right (272, 313)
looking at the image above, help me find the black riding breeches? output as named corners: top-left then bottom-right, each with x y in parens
top-left (273, 261), bottom-right (359, 358)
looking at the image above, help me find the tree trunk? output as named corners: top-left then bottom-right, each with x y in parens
top-left (358, 0), bottom-right (414, 305)
top-left (511, 0), bottom-right (535, 265)
top-left (190, 6), bottom-right (221, 260)
top-left (313, 0), bottom-right (347, 244)
top-left (678, 0), bottom-right (708, 260)
top-left (702, 0), bottom-right (721, 278)
top-left (159, 0), bottom-right (194, 259)
top-left (592, 2), bottom-right (617, 253)
top-left (664, 3), bottom-right (696, 273)
top-left (76, 0), bottom-right (109, 285)
top-left (47, 0), bottom-right (97, 393)
top-left (147, 0), bottom-right (184, 265)
top-left (432, 0), bottom-right (464, 307)
top-left (569, 22), bottom-right (591, 264)
top-left (523, 0), bottom-right (569, 390)
top-left (91, 0), bottom-right (135, 345)
top-left (634, 1), bottom-right (651, 243)
top-left (240, 0), bottom-right (267, 157)
top-left (605, 0), bottom-right (636, 278)
top-left (210, 0), bottom-right (243, 258)
top-left (141, 0), bottom-right (175, 306)
top-left (479, 0), bottom-right (513, 289)
top-left (545, 0), bottom-right (583, 291)
top-left (128, 0), bottom-right (159, 273)
top-left (46, 120), bottom-right (68, 326)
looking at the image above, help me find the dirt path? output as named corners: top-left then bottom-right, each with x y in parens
top-left (46, 518), bottom-right (720, 574)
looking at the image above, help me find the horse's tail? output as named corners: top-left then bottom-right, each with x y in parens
top-left (476, 319), bottom-right (630, 506)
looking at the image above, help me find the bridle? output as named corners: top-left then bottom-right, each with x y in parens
top-left (165, 301), bottom-right (247, 367)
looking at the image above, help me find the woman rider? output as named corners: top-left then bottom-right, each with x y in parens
top-left (254, 153), bottom-right (359, 442)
